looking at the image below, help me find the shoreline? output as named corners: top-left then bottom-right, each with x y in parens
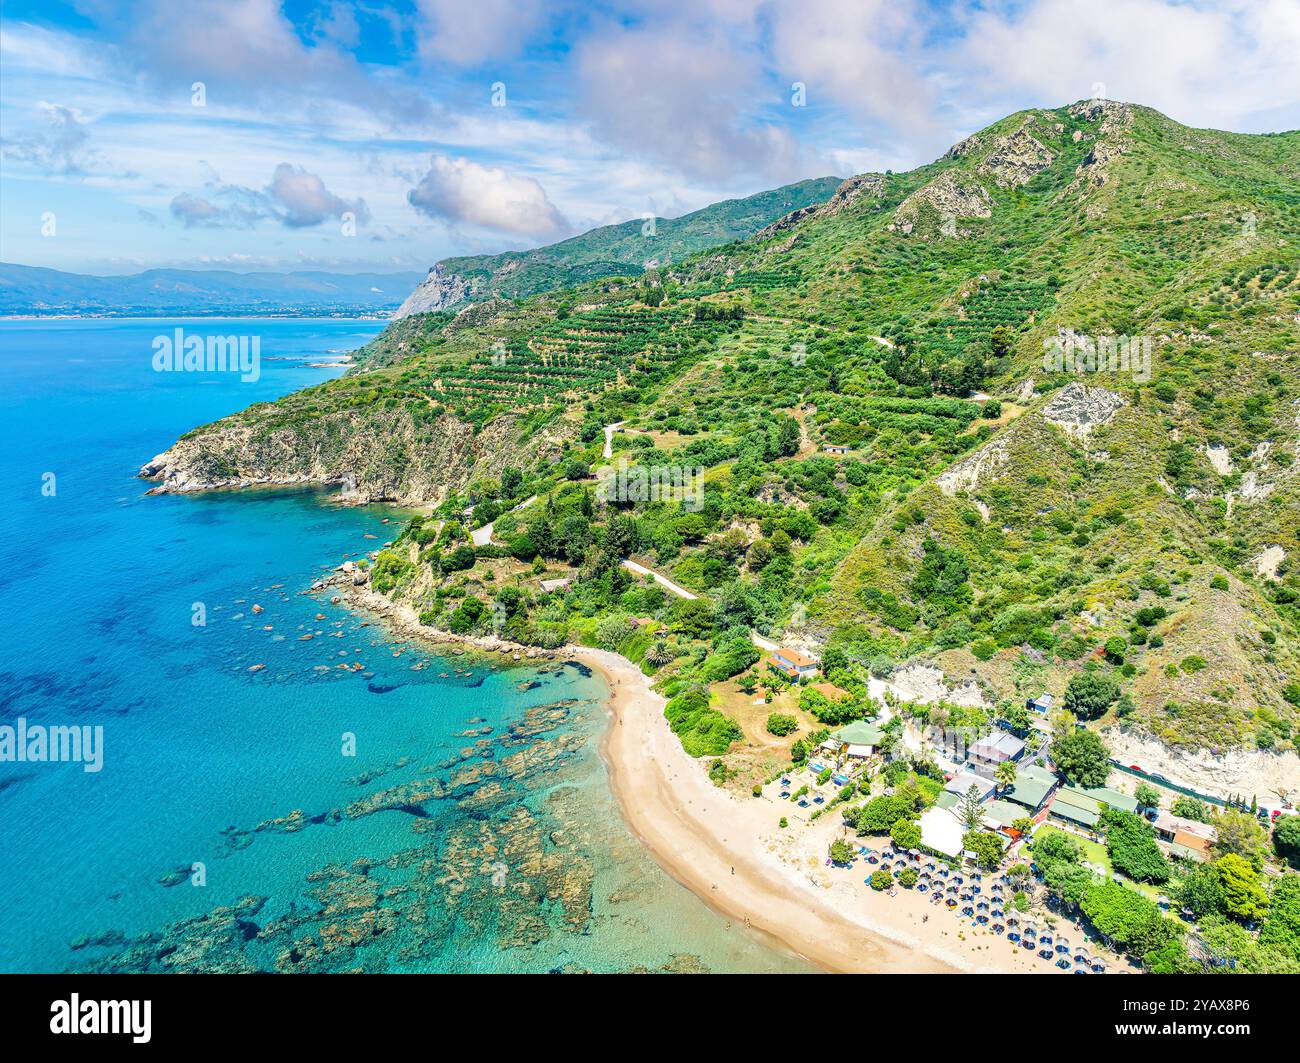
top-left (332, 576), bottom-right (1045, 974)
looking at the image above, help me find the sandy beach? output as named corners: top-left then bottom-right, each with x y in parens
top-left (336, 578), bottom-right (1089, 974)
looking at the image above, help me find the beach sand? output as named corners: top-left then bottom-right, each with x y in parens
top-left (338, 580), bottom-right (1088, 974)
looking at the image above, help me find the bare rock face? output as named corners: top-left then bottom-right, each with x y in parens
top-left (937, 437), bottom-right (1010, 496)
top-left (756, 173), bottom-right (884, 241)
top-left (394, 263), bottom-right (480, 318)
top-left (1064, 100), bottom-right (1135, 197)
top-left (978, 123), bottom-right (1056, 188)
top-left (889, 171), bottom-right (991, 237)
top-left (1041, 381), bottom-right (1125, 438)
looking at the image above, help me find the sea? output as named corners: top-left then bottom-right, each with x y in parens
top-left (0, 317), bottom-right (811, 973)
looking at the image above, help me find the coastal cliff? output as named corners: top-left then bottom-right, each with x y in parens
top-left (140, 405), bottom-right (572, 506)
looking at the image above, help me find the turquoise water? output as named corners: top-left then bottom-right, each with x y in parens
top-left (0, 318), bottom-right (810, 973)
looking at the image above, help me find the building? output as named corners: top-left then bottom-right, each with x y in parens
top-left (538, 577), bottom-right (573, 593)
top-left (970, 730), bottom-right (1026, 766)
top-left (1027, 692), bottom-right (1054, 714)
top-left (1170, 830), bottom-right (1213, 863)
top-left (1049, 783), bottom-right (1140, 832)
top-left (822, 720), bottom-right (886, 760)
top-left (823, 444), bottom-right (850, 455)
top-left (919, 806), bottom-right (967, 859)
top-left (944, 771), bottom-right (995, 805)
top-left (1001, 763), bottom-right (1060, 818)
top-left (1152, 810), bottom-right (1215, 843)
top-left (766, 647), bottom-right (819, 682)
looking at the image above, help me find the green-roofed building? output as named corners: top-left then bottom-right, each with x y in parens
top-left (1049, 788), bottom-right (1103, 830)
top-left (1050, 783), bottom-right (1139, 831)
top-left (983, 798), bottom-right (1030, 830)
top-left (831, 721), bottom-right (885, 748)
top-left (1002, 763), bottom-right (1059, 813)
top-left (1074, 785), bottom-right (1138, 815)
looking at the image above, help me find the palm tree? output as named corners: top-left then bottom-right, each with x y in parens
top-left (995, 760), bottom-right (1019, 794)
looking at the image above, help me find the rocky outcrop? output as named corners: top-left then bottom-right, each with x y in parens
top-left (140, 407), bottom-right (572, 506)
top-left (1040, 381), bottom-right (1125, 438)
top-left (978, 122), bottom-right (1055, 188)
top-left (756, 173), bottom-right (885, 242)
top-left (889, 171), bottom-right (991, 237)
top-left (936, 437), bottom-right (1010, 496)
top-left (394, 263), bottom-right (482, 318)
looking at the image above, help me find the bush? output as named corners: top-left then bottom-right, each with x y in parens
top-left (766, 713), bottom-right (798, 737)
top-left (664, 689), bottom-right (742, 757)
top-left (870, 869), bottom-right (893, 891)
top-left (1063, 670), bottom-right (1120, 720)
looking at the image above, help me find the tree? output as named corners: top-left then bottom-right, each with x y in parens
top-left (995, 761), bottom-right (1019, 793)
top-left (1063, 670), bottom-right (1121, 720)
top-left (1176, 863), bottom-right (1226, 920)
top-left (765, 713), bottom-right (797, 737)
top-left (1259, 874), bottom-right (1300, 961)
top-left (957, 783), bottom-right (986, 831)
top-left (1214, 854), bottom-right (1269, 923)
top-left (1171, 795), bottom-right (1211, 822)
top-left (855, 795), bottom-right (914, 835)
top-left (890, 818), bottom-right (922, 851)
top-left (1102, 808), bottom-right (1170, 884)
top-left (1274, 815), bottom-right (1300, 870)
top-left (670, 597), bottom-right (714, 639)
top-left (963, 830), bottom-right (1004, 870)
top-left (870, 869), bottom-right (892, 890)
top-left (1134, 783), bottom-right (1162, 811)
top-left (829, 838), bottom-right (854, 865)
top-left (1050, 727), bottom-right (1111, 787)
top-left (1212, 808), bottom-right (1271, 870)
top-left (898, 866), bottom-right (919, 888)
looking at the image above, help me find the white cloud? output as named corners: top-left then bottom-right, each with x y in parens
top-left (952, 0), bottom-right (1300, 133)
top-left (169, 163), bottom-right (368, 229)
top-left (406, 154), bottom-right (570, 239)
top-left (415, 0), bottom-right (547, 65)
top-left (573, 23), bottom-right (811, 183)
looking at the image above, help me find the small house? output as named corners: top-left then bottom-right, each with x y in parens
top-left (970, 730), bottom-right (1026, 766)
top-left (539, 577), bottom-right (573, 593)
top-left (1027, 692), bottom-right (1054, 714)
top-left (767, 647), bottom-right (819, 682)
top-left (829, 720), bottom-right (886, 759)
top-left (823, 444), bottom-right (850, 455)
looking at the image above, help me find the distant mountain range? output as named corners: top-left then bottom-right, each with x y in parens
top-left (394, 176), bottom-right (843, 317)
top-left (0, 265), bottom-right (427, 316)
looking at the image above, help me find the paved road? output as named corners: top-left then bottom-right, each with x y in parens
top-left (621, 558), bottom-right (698, 599)
top-left (471, 494), bottom-right (539, 547)
top-left (603, 422), bottom-right (625, 459)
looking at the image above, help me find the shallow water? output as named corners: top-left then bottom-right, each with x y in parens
top-left (0, 318), bottom-right (811, 973)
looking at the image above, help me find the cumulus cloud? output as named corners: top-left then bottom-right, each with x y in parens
top-left (266, 163), bottom-right (370, 227)
top-left (406, 155), bottom-right (570, 239)
top-left (169, 163), bottom-right (368, 229)
top-left (573, 24), bottom-right (810, 183)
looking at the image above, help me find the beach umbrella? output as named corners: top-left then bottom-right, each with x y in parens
top-left (1091, 961), bottom-right (1106, 973)
top-left (1007, 931), bottom-right (1020, 943)
top-left (1056, 958), bottom-right (1071, 970)
top-left (1007, 913), bottom-right (1019, 926)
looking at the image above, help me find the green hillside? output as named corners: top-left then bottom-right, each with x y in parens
top-left (392, 176), bottom-right (842, 317)
top-left (144, 100), bottom-right (1300, 767)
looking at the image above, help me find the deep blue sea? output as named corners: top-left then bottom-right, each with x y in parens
top-left (0, 318), bottom-right (808, 973)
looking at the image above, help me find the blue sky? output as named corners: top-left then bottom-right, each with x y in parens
top-left (2, 0), bottom-right (1297, 274)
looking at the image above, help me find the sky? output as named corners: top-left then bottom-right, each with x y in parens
top-left (1, 0), bottom-right (1298, 275)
